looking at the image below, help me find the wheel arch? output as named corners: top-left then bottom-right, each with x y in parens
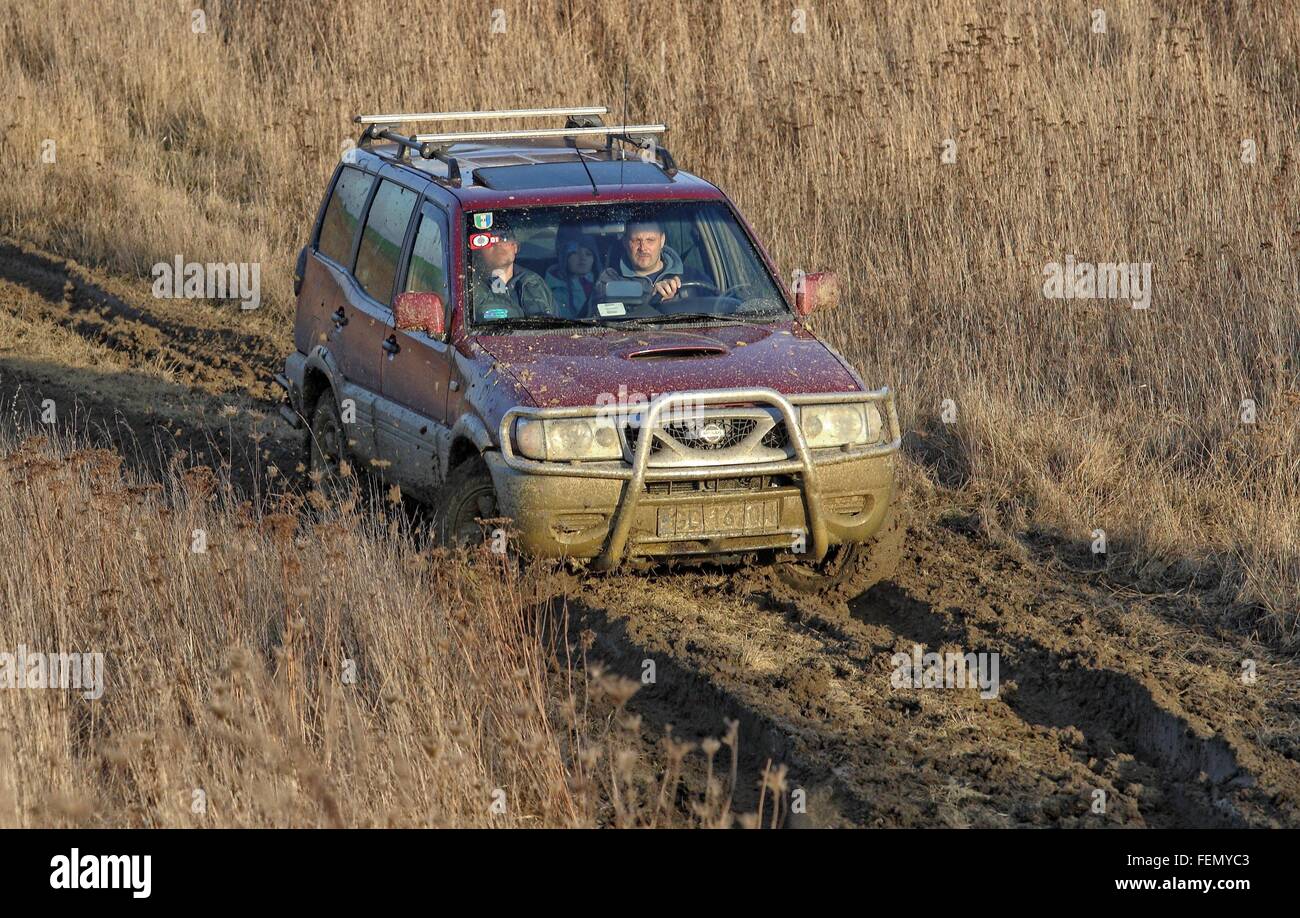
top-left (445, 413), bottom-right (496, 472)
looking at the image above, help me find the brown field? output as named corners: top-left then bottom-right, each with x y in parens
top-left (1, 0), bottom-right (1297, 828)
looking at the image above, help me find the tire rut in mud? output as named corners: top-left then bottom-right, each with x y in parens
top-left (0, 238), bottom-right (301, 490)
top-left (548, 518), bottom-right (1300, 828)
top-left (0, 240), bottom-right (283, 400)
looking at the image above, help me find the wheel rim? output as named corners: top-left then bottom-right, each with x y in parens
top-left (450, 485), bottom-right (498, 546)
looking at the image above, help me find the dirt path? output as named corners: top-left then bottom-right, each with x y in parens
top-left (2, 237), bottom-right (1296, 827)
top-left (0, 239), bottom-right (302, 486)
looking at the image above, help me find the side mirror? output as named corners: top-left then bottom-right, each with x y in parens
top-left (794, 271), bottom-right (840, 317)
top-left (394, 291), bottom-right (446, 338)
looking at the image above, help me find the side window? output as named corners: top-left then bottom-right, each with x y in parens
top-left (403, 203), bottom-right (450, 306)
top-left (316, 167), bottom-right (375, 267)
top-left (354, 180), bottom-right (418, 304)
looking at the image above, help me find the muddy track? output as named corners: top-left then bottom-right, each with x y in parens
top-left (2, 238), bottom-right (1297, 827)
top-left (548, 529), bottom-right (1300, 827)
top-left (0, 239), bottom-right (301, 485)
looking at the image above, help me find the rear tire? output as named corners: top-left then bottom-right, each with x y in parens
top-left (775, 507), bottom-right (905, 599)
top-left (307, 394), bottom-right (354, 499)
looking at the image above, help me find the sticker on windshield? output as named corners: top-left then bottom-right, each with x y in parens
top-left (473, 212), bottom-right (493, 230)
top-left (596, 302), bottom-right (627, 317)
top-left (482, 307), bottom-right (511, 320)
top-left (469, 232), bottom-right (496, 250)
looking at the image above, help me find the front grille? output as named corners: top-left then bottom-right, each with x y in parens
top-left (625, 414), bottom-right (791, 458)
top-left (664, 418), bottom-right (755, 450)
top-left (624, 424), bottom-right (663, 455)
top-left (761, 424), bottom-right (790, 450)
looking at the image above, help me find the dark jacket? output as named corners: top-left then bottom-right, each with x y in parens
top-left (592, 245), bottom-right (702, 305)
top-left (472, 265), bottom-right (554, 319)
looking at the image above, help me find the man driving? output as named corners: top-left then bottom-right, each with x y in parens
top-left (471, 225), bottom-right (554, 319)
top-left (593, 220), bottom-right (701, 307)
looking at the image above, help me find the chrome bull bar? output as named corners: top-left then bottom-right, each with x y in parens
top-left (497, 387), bottom-right (902, 569)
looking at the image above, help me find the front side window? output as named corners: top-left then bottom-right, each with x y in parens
top-left (354, 180), bottom-right (417, 304)
top-left (316, 166), bottom-right (375, 266)
top-left (464, 200), bottom-right (788, 329)
top-left (404, 202), bottom-right (450, 305)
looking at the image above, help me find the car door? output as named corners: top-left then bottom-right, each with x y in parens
top-left (375, 197), bottom-right (455, 501)
top-left (301, 164), bottom-right (375, 381)
top-left (344, 175), bottom-right (420, 466)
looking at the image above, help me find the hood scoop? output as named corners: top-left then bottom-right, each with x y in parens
top-left (623, 343), bottom-right (729, 360)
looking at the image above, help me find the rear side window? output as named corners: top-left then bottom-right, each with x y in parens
top-left (403, 203), bottom-right (450, 304)
top-left (316, 167), bottom-right (374, 266)
top-left (354, 180), bottom-right (417, 304)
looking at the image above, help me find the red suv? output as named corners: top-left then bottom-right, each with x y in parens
top-left (276, 107), bottom-right (903, 594)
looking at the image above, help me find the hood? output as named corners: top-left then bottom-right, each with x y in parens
top-left (474, 321), bottom-right (862, 408)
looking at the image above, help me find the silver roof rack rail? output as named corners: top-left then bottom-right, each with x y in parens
top-left (412, 124), bottom-right (666, 144)
top-left (353, 108), bottom-right (676, 185)
top-left (354, 106), bottom-right (608, 126)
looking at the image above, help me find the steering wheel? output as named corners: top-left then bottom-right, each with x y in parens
top-left (651, 281), bottom-right (751, 316)
top-left (648, 280), bottom-right (719, 308)
top-left (675, 280), bottom-right (719, 298)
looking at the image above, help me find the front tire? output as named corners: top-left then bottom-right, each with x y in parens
top-left (775, 508), bottom-right (905, 598)
top-left (436, 455), bottom-right (503, 548)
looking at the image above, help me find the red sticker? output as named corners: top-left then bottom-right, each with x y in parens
top-left (469, 232), bottom-right (493, 249)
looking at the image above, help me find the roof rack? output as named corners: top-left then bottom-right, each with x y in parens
top-left (353, 107), bottom-right (677, 186)
top-left (355, 106), bottom-right (608, 126)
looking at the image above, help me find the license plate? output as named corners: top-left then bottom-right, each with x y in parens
top-left (656, 498), bottom-right (781, 539)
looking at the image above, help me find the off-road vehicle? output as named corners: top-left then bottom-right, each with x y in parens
top-left (276, 106), bottom-right (903, 593)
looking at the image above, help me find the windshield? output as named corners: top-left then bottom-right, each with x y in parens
top-left (465, 200), bottom-right (789, 329)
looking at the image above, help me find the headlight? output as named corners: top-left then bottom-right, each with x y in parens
top-left (799, 403), bottom-right (884, 448)
top-left (514, 417), bottom-right (622, 461)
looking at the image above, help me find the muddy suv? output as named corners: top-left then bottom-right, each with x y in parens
top-left (276, 107), bottom-right (903, 593)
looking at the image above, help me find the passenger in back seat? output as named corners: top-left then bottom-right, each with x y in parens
top-left (544, 239), bottom-right (600, 318)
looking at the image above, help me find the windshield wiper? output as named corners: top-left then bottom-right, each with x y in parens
top-left (629, 311), bottom-right (766, 327)
top-left (476, 314), bottom-right (626, 331)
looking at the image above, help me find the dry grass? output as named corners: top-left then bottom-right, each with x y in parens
top-left (0, 431), bottom-right (767, 828)
top-left (0, 3), bottom-right (1296, 663)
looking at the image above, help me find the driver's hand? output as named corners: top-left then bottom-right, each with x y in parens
top-left (653, 276), bottom-right (682, 301)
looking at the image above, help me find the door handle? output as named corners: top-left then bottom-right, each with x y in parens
top-left (382, 335), bottom-right (400, 356)
top-left (332, 307), bottom-right (348, 328)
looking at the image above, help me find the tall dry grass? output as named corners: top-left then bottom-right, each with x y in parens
top-left (0, 430), bottom-right (765, 828)
top-left (1, 0), bottom-right (1297, 643)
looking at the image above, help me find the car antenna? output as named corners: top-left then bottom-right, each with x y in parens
top-left (620, 60), bottom-right (628, 187)
top-left (572, 121), bottom-right (600, 198)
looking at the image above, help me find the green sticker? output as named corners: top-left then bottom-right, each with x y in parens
top-left (483, 307), bottom-right (510, 320)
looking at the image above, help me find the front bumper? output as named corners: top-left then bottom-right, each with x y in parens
top-left (489, 387), bottom-right (901, 569)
